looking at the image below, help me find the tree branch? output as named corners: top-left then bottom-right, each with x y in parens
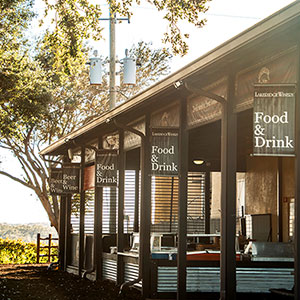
top-left (0, 170), bottom-right (35, 190)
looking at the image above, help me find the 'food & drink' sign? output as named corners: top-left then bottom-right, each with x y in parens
top-left (151, 129), bottom-right (178, 176)
top-left (95, 149), bottom-right (118, 187)
top-left (253, 84), bottom-right (295, 156)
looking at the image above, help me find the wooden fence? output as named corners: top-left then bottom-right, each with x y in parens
top-left (36, 233), bottom-right (59, 263)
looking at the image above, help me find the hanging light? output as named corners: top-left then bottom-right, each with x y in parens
top-left (193, 159), bottom-right (204, 165)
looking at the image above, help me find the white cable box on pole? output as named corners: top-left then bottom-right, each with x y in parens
top-left (89, 57), bottom-right (103, 85)
top-left (123, 51), bottom-right (136, 85)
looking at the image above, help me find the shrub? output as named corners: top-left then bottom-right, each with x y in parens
top-left (0, 238), bottom-right (58, 264)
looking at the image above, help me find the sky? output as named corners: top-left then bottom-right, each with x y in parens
top-left (0, 0), bottom-right (295, 224)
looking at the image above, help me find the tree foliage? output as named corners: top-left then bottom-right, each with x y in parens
top-left (0, 0), bottom-right (209, 233)
top-left (0, 0), bottom-right (173, 232)
top-left (42, 0), bottom-right (210, 71)
top-left (0, 237), bottom-right (58, 264)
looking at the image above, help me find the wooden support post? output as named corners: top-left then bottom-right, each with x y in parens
top-left (177, 97), bottom-right (188, 300)
top-left (134, 169), bottom-right (140, 233)
top-left (64, 195), bottom-right (72, 270)
top-left (48, 234), bottom-right (52, 263)
top-left (117, 129), bottom-right (125, 285)
top-left (59, 196), bottom-right (66, 267)
top-left (79, 146), bottom-right (86, 276)
top-left (205, 171), bottom-right (211, 234)
top-left (278, 157), bottom-right (283, 242)
top-left (294, 49), bottom-right (300, 300)
top-left (37, 233), bottom-right (40, 264)
top-left (220, 75), bottom-right (237, 300)
top-left (140, 113), bottom-right (151, 299)
top-left (94, 136), bottom-right (103, 281)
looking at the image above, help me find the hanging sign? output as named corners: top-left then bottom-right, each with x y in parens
top-left (95, 149), bottom-right (118, 187)
top-left (83, 165), bottom-right (95, 191)
top-left (62, 164), bottom-right (80, 194)
top-left (253, 84), bottom-right (296, 156)
top-left (49, 168), bottom-right (63, 195)
top-left (151, 128), bottom-right (179, 176)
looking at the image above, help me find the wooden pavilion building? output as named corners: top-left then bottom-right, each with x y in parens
top-left (41, 2), bottom-right (300, 299)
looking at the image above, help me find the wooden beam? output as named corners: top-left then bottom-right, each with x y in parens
top-left (177, 97), bottom-right (188, 300)
top-left (117, 129), bottom-right (125, 285)
top-left (134, 169), bottom-right (140, 232)
top-left (140, 114), bottom-right (151, 298)
top-left (184, 82), bottom-right (226, 105)
top-left (294, 46), bottom-right (300, 300)
top-left (64, 195), bottom-right (72, 271)
top-left (220, 74), bottom-right (237, 300)
top-left (94, 136), bottom-right (103, 280)
top-left (205, 171), bottom-right (211, 234)
top-left (278, 157), bottom-right (283, 242)
top-left (79, 146), bottom-right (86, 276)
top-left (58, 196), bottom-right (66, 269)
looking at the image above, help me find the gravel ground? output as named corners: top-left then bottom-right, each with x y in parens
top-left (0, 264), bottom-right (293, 300)
top-left (0, 264), bottom-right (141, 300)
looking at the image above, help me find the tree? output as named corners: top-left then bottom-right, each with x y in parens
top-left (0, 35), bottom-right (172, 231)
top-left (0, 0), bottom-right (209, 232)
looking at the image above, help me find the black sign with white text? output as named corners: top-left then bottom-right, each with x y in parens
top-left (253, 84), bottom-right (295, 156)
top-left (95, 149), bottom-right (118, 187)
top-left (62, 164), bottom-right (80, 194)
top-left (49, 168), bottom-right (63, 195)
top-left (151, 129), bottom-right (179, 176)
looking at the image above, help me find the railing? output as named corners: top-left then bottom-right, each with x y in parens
top-left (36, 233), bottom-right (59, 263)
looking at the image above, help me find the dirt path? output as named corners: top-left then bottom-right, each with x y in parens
top-left (0, 264), bottom-right (141, 300)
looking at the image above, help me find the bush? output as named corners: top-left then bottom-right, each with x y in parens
top-left (0, 238), bottom-right (58, 264)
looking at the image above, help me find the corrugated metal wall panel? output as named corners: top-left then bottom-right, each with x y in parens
top-left (157, 266), bottom-right (294, 293)
top-left (157, 266), bottom-right (177, 292)
top-left (187, 267), bottom-right (219, 292)
top-left (236, 268), bottom-right (294, 292)
top-left (102, 259), bottom-right (117, 281)
top-left (124, 263), bottom-right (142, 288)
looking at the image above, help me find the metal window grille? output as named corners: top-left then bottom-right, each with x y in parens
top-left (187, 173), bottom-right (206, 233)
top-left (102, 187), bottom-right (118, 233)
top-left (102, 170), bottom-right (139, 234)
top-left (124, 170), bottom-right (139, 233)
top-left (84, 189), bottom-right (95, 234)
top-left (151, 172), bottom-right (206, 233)
top-left (70, 194), bottom-right (80, 234)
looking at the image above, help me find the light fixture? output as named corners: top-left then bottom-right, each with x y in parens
top-left (67, 148), bottom-right (73, 161)
top-left (193, 159), bottom-right (204, 165)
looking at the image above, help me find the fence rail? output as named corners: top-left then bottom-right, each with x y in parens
top-left (36, 233), bottom-right (58, 263)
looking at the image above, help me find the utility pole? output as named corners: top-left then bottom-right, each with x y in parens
top-left (109, 3), bottom-right (116, 110)
top-left (89, 4), bottom-right (133, 110)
